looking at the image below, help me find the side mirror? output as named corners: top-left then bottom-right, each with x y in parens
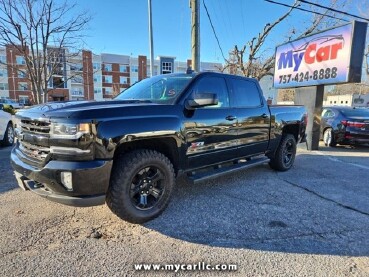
top-left (185, 93), bottom-right (218, 109)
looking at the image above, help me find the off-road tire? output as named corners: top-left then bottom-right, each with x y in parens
top-left (269, 134), bottom-right (297, 171)
top-left (106, 149), bottom-right (175, 224)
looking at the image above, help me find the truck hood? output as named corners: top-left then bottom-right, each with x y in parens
top-left (16, 100), bottom-right (157, 121)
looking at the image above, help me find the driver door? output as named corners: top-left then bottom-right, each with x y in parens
top-left (183, 75), bottom-right (239, 169)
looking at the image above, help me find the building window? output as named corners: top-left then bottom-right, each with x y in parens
top-left (19, 95), bottom-right (29, 105)
top-left (330, 101), bottom-right (332, 104)
top-left (0, 83), bottom-right (9, 90)
top-left (0, 55), bottom-right (6, 64)
top-left (71, 76), bottom-right (83, 84)
top-left (0, 68), bottom-right (7, 77)
top-left (18, 82), bottom-right (28, 91)
top-left (162, 62), bottom-right (172, 74)
top-left (71, 89), bottom-right (84, 96)
top-left (104, 87), bottom-right (112, 95)
top-left (70, 64), bottom-right (83, 71)
top-left (341, 101), bottom-right (343, 104)
top-left (52, 76), bottom-right (65, 88)
top-left (130, 77), bottom-right (138, 85)
top-left (18, 70), bottom-right (27, 78)
top-left (120, 76), bottom-right (128, 84)
top-left (94, 88), bottom-right (102, 94)
top-left (334, 101), bottom-right (336, 104)
top-left (93, 75), bottom-right (101, 83)
top-left (103, 75), bottom-right (112, 83)
top-left (103, 64), bottom-right (112, 71)
top-left (93, 63), bottom-right (101, 70)
top-left (131, 65), bottom-right (138, 73)
top-left (120, 65), bottom-right (128, 73)
top-left (345, 101), bottom-right (348, 104)
top-left (16, 56), bottom-right (26, 65)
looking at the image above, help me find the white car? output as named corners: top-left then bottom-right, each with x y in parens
top-left (0, 104), bottom-right (14, 146)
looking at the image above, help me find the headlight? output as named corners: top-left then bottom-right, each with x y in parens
top-left (50, 123), bottom-right (91, 139)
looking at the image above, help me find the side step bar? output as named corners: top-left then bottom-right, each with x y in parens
top-left (187, 156), bottom-right (270, 184)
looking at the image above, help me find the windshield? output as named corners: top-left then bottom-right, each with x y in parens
top-left (114, 74), bottom-right (194, 104)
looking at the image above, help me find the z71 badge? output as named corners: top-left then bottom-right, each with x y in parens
top-left (191, 142), bottom-right (204, 148)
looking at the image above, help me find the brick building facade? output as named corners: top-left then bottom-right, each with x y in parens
top-left (0, 46), bottom-right (223, 104)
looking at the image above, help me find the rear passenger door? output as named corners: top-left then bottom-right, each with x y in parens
top-left (228, 77), bottom-right (270, 156)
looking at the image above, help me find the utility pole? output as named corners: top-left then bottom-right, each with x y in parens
top-left (190, 0), bottom-right (200, 72)
top-left (148, 0), bottom-right (154, 77)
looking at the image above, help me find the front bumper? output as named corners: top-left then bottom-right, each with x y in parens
top-left (11, 147), bottom-right (113, 207)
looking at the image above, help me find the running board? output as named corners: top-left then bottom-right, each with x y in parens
top-left (187, 157), bottom-right (270, 184)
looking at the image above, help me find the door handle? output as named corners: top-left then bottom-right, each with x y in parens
top-left (261, 113), bottom-right (268, 118)
top-left (226, 115), bottom-right (237, 121)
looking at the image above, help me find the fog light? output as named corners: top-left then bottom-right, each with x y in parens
top-left (61, 172), bottom-right (73, 191)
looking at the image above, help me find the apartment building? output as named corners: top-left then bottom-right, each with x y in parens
top-left (0, 46), bottom-right (223, 104)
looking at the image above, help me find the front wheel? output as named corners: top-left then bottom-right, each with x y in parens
top-left (269, 134), bottom-right (297, 171)
top-left (106, 149), bottom-right (175, 224)
top-left (2, 123), bottom-right (14, 146)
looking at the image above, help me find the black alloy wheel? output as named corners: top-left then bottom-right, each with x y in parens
top-left (130, 166), bottom-right (166, 210)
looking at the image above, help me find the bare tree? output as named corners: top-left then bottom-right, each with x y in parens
top-left (0, 0), bottom-right (90, 103)
top-left (224, 0), bottom-right (349, 80)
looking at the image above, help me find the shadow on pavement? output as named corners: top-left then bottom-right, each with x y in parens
top-left (145, 149), bottom-right (369, 257)
top-left (2, 142), bottom-right (369, 256)
top-left (319, 144), bottom-right (369, 153)
top-left (0, 146), bottom-right (18, 194)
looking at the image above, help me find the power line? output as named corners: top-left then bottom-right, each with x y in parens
top-left (264, 0), bottom-right (349, 22)
top-left (202, 0), bottom-right (227, 61)
top-left (240, 0), bottom-right (246, 35)
top-left (299, 0), bottom-right (369, 22)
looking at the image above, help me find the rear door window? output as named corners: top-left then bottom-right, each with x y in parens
top-left (229, 78), bottom-right (262, 107)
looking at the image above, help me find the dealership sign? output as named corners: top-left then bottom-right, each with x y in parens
top-left (274, 21), bottom-right (367, 88)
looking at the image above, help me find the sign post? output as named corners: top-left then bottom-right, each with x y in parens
top-left (273, 21), bottom-right (368, 150)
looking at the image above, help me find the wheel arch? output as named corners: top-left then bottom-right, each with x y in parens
top-left (113, 137), bottom-right (180, 175)
top-left (282, 124), bottom-right (299, 141)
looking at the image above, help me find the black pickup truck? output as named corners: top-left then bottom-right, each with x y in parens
top-left (11, 72), bottom-right (306, 223)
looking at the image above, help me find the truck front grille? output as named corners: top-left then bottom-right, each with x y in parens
top-left (17, 119), bottom-right (51, 167)
top-left (21, 119), bottom-right (50, 135)
top-left (18, 141), bottom-right (50, 165)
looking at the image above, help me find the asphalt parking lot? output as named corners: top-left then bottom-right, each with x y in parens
top-left (0, 143), bottom-right (369, 276)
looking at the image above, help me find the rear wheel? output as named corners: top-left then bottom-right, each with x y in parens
top-left (269, 134), bottom-right (297, 171)
top-left (2, 123), bottom-right (14, 146)
top-left (323, 128), bottom-right (336, 147)
top-left (106, 149), bottom-right (175, 224)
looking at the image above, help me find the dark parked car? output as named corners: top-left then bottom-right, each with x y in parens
top-left (321, 107), bottom-right (369, 147)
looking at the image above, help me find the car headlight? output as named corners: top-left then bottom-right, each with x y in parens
top-left (50, 123), bottom-right (91, 139)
